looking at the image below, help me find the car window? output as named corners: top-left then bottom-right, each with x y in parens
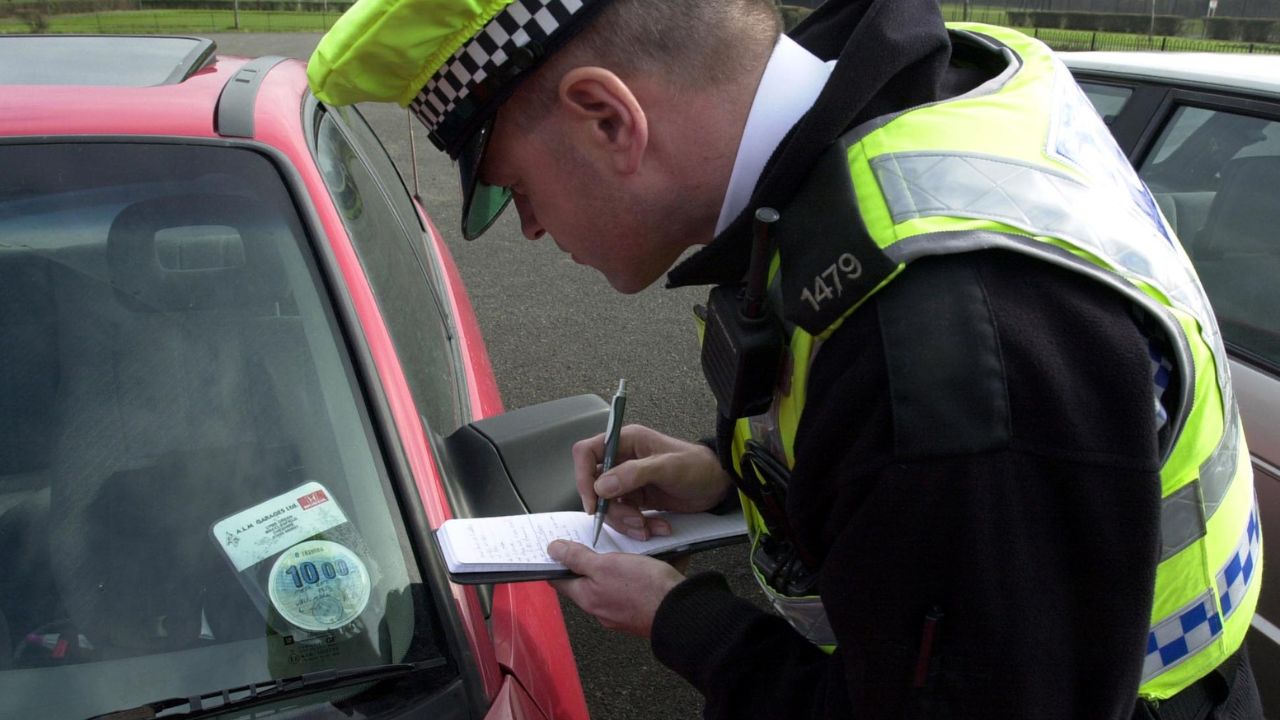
top-left (1078, 81), bottom-right (1133, 126)
top-left (338, 105), bottom-right (425, 238)
top-left (0, 142), bottom-right (451, 718)
top-left (1137, 106), bottom-right (1280, 369)
top-left (315, 110), bottom-right (466, 434)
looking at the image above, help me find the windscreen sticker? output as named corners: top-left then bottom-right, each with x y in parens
top-left (213, 482), bottom-right (349, 571)
top-left (267, 539), bottom-right (372, 632)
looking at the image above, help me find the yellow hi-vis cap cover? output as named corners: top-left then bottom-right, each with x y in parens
top-left (308, 0), bottom-right (512, 110)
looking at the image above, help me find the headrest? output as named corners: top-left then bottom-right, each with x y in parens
top-left (107, 194), bottom-right (289, 312)
top-left (1198, 156), bottom-right (1280, 257)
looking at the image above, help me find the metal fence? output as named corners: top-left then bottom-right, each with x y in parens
top-left (952, 0), bottom-right (1280, 19)
top-left (935, 3), bottom-right (1280, 49)
top-left (3, 0), bottom-right (1279, 49)
top-left (1025, 24), bottom-right (1280, 48)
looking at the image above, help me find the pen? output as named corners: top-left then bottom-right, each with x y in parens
top-left (593, 378), bottom-right (627, 547)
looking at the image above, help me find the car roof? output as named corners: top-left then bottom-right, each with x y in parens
top-left (0, 35), bottom-right (216, 87)
top-left (0, 35), bottom-right (307, 141)
top-left (1059, 51), bottom-right (1280, 99)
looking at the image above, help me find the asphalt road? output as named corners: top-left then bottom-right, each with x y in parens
top-left (207, 33), bottom-right (767, 720)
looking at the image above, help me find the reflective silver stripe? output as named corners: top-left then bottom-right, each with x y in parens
top-left (870, 151), bottom-right (1230, 404)
top-left (1158, 407), bottom-right (1244, 561)
top-left (754, 580), bottom-right (837, 647)
top-left (1160, 482), bottom-right (1204, 561)
top-left (1200, 406), bottom-right (1242, 519)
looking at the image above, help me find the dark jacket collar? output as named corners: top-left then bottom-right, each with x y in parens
top-left (666, 0), bottom-right (952, 288)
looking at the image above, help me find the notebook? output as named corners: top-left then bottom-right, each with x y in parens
top-left (435, 509), bottom-right (747, 584)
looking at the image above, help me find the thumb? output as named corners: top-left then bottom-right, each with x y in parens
top-left (548, 540), bottom-right (599, 575)
top-left (595, 457), bottom-right (652, 499)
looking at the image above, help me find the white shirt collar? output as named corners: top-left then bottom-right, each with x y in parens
top-left (714, 35), bottom-right (836, 236)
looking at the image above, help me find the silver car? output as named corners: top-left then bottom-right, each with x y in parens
top-left (1065, 51), bottom-right (1280, 716)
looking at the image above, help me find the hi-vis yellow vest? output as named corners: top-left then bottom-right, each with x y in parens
top-left (715, 23), bottom-right (1261, 701)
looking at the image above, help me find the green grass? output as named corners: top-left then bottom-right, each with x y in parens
top-left (937, 4), bottom-right (1280, 54)
top-left (0, 8), bottom-right (340, 33)
top-left (938, 4), bottom-right (1011, 25)
top-left (3, 5), bottom-right (1278, 54)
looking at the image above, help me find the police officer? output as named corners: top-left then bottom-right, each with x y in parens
top-left (308, 0), bottom-right (1264, 717)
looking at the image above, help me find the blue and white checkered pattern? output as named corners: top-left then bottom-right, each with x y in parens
top-left (1143, 591), bottom-right (1222, 681)
top-left (1217, 505), bottom-right (1262, 620)
top-left (1142, 502), bottom-right (1261, 681)
top-left (1130, 304), bottom-right (1174, 432)
top-left (1149, 338), bottom-right (1173, 431)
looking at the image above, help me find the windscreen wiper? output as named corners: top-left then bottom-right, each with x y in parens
top-left (86, 657), bottom-right (449, 720)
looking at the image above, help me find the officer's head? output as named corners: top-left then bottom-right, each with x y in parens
top-left (309, 0), bottom-right (779, 292)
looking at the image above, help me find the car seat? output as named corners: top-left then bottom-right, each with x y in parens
top-left (0, 252), bottom-right (62, 651)
top-left (46, 194), bottom-right (323, 658)
top-left (1191, 156), bottom-right (1280, 346)
top-left (0, 607), bottom-right (9, 671)
top-left (1151, 190), bottom-right (1215, 246)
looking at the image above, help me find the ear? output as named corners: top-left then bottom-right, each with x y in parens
top-left (557, 67), bottom-right (649, 175)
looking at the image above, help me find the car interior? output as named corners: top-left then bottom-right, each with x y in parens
top-left (0, 249), bottom-right (58, 669)
top-left (1187, 155), bottom-right (1280, 362)
top-left (1138, 110), bottom-right (1280, 364)
top-left (0, 146), bottom-right (421, 684)
top-left (62, 193), bottom-right (330, 655)
top-left (0, 140), bottom-right (601, 716)
top-left (0, 189), bottom-right (332, 663)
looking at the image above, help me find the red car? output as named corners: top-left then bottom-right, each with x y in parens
top-left (0, 34), bottom-right (595, 720)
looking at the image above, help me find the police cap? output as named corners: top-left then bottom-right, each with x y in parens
top-left (308, 0), bottom-right (612, 239)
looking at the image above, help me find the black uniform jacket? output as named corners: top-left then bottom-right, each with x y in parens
top-left (653, 1), bottom-right (1168, 717)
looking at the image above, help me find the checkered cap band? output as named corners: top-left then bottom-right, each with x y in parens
top-left (409, 0), bottom-right (591, 153)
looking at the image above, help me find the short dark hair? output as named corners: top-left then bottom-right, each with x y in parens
top-left (513, 0), bottom-right (780, 122)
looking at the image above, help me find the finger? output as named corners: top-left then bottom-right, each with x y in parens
top-left (646, 516), bottom-right (672, 537)
top-left (548, 575), bottom-right (581, 598)
top-left (572, 434), bottom-right (606, 512)
top-left (608, 424), bottom-right (664, 469)
top-left (612, 510), bottom-right (671, 540)
top-left (594, 454), bottom-right (659, 500)
top-left (613, 423), bottom-right (647, 456)
top-left (606, 502), bottom-right (651, 540)
top-left (548, 540), bottom-right (601, 576)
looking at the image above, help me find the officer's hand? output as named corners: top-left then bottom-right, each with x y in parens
top-left (572, 424), bottom-right (733, 541)
top-left (548, 540), bottom-right (684, 638)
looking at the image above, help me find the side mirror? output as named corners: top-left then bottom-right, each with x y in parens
top-left (436, 394), bottom-right (609, 519)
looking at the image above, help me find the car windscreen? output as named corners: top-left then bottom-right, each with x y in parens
top-left (0, 142), bottom-right (454, 718)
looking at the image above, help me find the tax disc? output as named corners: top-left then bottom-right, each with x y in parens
top-left (267, 539), bottom-right (371, 632)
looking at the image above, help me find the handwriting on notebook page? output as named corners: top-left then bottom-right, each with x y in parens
top-left (453, 512), bottom-right (590, 564)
